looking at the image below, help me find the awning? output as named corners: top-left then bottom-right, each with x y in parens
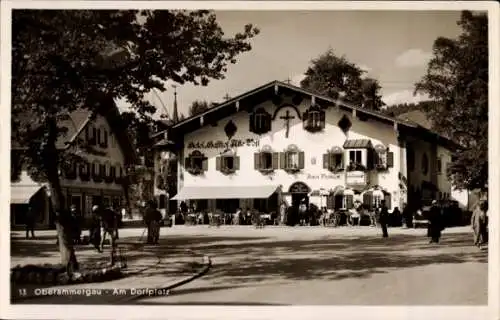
top-left (343, 139), bottom-right (373, 149)
top-left (172, 185), bottom-right (279, 200)
top-left (11, 185), bottom-right (44, 204)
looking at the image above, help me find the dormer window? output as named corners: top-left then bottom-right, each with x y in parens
top-left (216, 149), bottom-right (240, 174)
top-left (185, 150), bottom-right (208, 175)
top-left (249, 108), bottom-right (272, 134)
top-left (323, 146), bottom-right (344, 172)
top-left (303, 105), bottom-right (325, 132)
top-left (280, 144), bottom-right (304, 172)
top-left (254, 145), bottom-right (279, 172)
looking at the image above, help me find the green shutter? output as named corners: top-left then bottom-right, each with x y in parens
top-left (254, 153), bottom-right (261, 170)
top-left (298, 151), bottom-right (305, 169)
top-left (323, 153), bottom-right (330, 169)
top-left (272, 152), bottom-right (279, 169)
top-left (279, 152), bottom-right (286, 169)
top-left (346, 195), bottom-right (354, 209)
top-left (363, 192), bottom-right (373, 210)
top-left (202, 158), bottom-right (208, 171)
top-left (387, 151), bottom-right (394, 167)
top-left (234, 156), bottom-right (240, 170)
top-left (216, 156), bottom-right (222, 171)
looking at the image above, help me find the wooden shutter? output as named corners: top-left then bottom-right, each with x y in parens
top-left (387, 151), bottom-right (394, 167)
top-left (254, 152), bottom-right (261, 170)
top-left (265, 113), bottom-right (272, 132)
top-left (326, 195), bottom-right (334, 209)
top-left (91, 127), bottom-right (97, 145)
top-left (302, 111), bottom-right (309, 129)
top-left (384, 193), bottom-right (392, 210)
top-left (216, 156), bottom-right (222, 171)
top-left (298, 151), bottom-right (305, 169)
top-left (272, 152), bottom-right (279, 169)
top-left (103, 130), bottom-right (108, 148)
top-left (363, 192), bottom-right (373, 210)
top-left (184, 157), bottom-right (190, 169)
top-left (249, 113), bottom-right (255, 133)
top-left (279, 152), bottom-right (286, 169)
top-left (234, 156), bottom-right (240, 170)
top-left (323, 153), bottom-right (330, 169)
top-left (346, 195), bottom-right (354, 209)
top-left (202, 158), bottom-right (208, 171)
top-left (320, 110), bottom-right (326, 129)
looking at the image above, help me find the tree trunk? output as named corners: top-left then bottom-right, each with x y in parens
top-left (46, 118), bottom-right (79, 274)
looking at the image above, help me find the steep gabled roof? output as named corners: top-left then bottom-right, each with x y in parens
top-left (396, 110), bottom-right (433, 130)
top-left (161, 80), bottom-right (458, 150)
top-left (11, 96), bottom-right (138, 165)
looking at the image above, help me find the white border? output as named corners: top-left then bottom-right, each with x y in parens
top-left (1, 2), bottom-right (498, 320)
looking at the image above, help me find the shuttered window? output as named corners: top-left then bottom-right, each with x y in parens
top-left (303, 105), bottom-right (326, 132)
top-left (254, 152), bottom-right (279, 171)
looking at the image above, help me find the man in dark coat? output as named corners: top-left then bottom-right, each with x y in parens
top-left (428, 200), bottom-right (444, 243)
top-left (100, 206), bottom-right (119, 251)
top-left (144, 200), bottom-right (163, 244)
top-left (379, 200), bottom-right (389, 238)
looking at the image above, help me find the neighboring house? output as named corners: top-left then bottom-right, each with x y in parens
top-left (10, 98), bottom-right (137, 229)
top-left (397, 110), bottom-right (472, 210)
top-left (157, 80), bottom-right (458, 216)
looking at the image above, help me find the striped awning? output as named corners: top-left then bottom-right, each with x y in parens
top-left (343, 139), bottom-right (373, 149)
top-left (11, 185), bottom-right (44, 204)
top-left (172, 185), bottom-right (279, 200)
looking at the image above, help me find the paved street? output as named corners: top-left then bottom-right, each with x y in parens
top-left (139, 225), bottom-right (487, 305)
top-left (11, 225), bottom-right (487, 305)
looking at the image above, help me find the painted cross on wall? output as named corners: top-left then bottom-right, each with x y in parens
top-left (280, 110), bottom-right (295, 138)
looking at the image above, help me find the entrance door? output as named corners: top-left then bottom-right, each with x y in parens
top-left (288, 182), bottom-right (311, 225)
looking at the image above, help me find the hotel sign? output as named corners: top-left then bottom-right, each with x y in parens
top-left (346, 171), bottom-right (369, 186)
top-left (186, 138), bottom-right (259, 149)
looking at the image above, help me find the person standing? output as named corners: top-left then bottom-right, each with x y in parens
top-left (428, 200), bottom-right (444, 244)
top-left (100, 206), bottom-right (118, 252)
top-left (280, 201), bottom-right (287, 226)
top-left (89, 205), bottom-right (102, 252)
top-left (70, 205), bottom-right (82, 244)
top-left (144, 200), bottom-right (163, 244)
top-left (379, 200), bottom-right (389, 238)
top-left (25, 205), bottom-right (36, 239)
top-left (471, 200), bottom-right (488, 249)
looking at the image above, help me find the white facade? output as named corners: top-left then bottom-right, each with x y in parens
top-left (170, 82), bottom-right (456, 215)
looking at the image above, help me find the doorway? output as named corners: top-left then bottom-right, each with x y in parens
top-left (288, 182), bottom-right (311, 226)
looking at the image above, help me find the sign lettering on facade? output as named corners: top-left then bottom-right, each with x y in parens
top-left (305, 173), bottom-right (342, 180)
top-left (346, 171), bottom-right (368, 185)
top-left (187, 138), bottom-right (259, 149)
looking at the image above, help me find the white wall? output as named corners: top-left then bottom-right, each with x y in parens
top-left (179, 97), bottom-right (404, 210)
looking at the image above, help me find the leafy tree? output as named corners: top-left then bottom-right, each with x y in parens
top-left (188, 100), bottom-right (217, 117)
top-left (415, 11), bottom-right (488, 192)
top-left (12, 9), bottom-right (259, 272)
top-left (300, 49), bottom-right (385, 111)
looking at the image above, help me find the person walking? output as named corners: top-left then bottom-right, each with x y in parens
top-left (379, 200), bottom-right (389, 238)
top-left (144, 200), bottom-right (163, 244)
top-left (428, 200), bottom-right (444, 244)
top-left (25, 205), bottom-right (36, 239)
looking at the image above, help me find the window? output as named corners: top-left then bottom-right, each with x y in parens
top-left (216, 150), bottom-right (240, 174)
top-left (185, 150), bottom-right (207, 174)
top-left (374, 145), bottom-right (388, 169)
top-left (323, 147), bottom-right (344, 171)
top-left (286, 152), bottom-right (299, 169)
top-left (280, 145), bottom-right (304, 172)
top-left (99, 128), bottom-right (108, 148)
top-left (250, 108), bottom-right (272, 134)
top-left (92, 160), bottom-right (103, 183)
top-left (437, 158), bottom-right (442, 175)
top-left (347, 150), bottom-right (364, 171)
top-left (303, 105), bottom-right (325, 132)
top-left (79, 161), bottom-right (91, 181)
top-left (373, 195), bottom-right (382, 208)
top-left (86, 126), bottom-right (97, 146)
top-left (254, 146), bottom-right (279, 172)
top-left (422, 153), bottom-right (429, 175)
top-left (70, 195), bottom-right (82, 214)
top-left (64, 161), bottom-right (77, 180)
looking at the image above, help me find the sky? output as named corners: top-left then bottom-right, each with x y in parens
top-left (117, 10), bottom-right (463, 119)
